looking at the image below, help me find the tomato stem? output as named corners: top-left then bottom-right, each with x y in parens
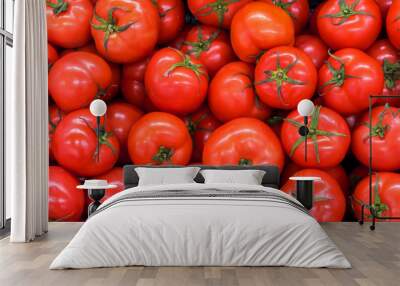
top-left (91, 7), bottom-right (136, 51)
top-left (195, 0), bottom-right (240, 26)
top-left (183, 26), bottom-right (220, 58)
top-left (164, 51), bottom-right (206, 80)
top-left (239, 158), bottom-right (252, 166)
top-left (47, 0), bottom-right (68, 16)
top-left (153, 146), bottom-right (173, 164)
top-left (271, 0), bottom-right (296, 18)
top-left (319, 50), bottom-right (359, 93)
top-left (186, 113), bottom-right (209, 136)
top-left (320, 0), bottom-right (372, 25)
top-left (382, 59), bottom-right (400, 90)
top-left (254, 52), bottom-right (305, 105)
top-left (285, 106), bottom-right (347, 163)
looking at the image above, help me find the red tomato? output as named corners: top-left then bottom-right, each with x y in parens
top-left (352, 172), bottom-right (400, 221)
top-left (387, 0), bottom-right (400, 49)
top-left (49, 105), bottom-right (65, 162)
top-left (294, 34), bottom-right (328, 69)
top-left (127, 112), bottom-right (192, 165)
top-left (94, 167), bottom-right (124, 202)
top-left (184, 107), bottom-right (221, 162)
top-left (188, 0), bottom-right (252, 29)
top-left (352, 105), bottom-right (400, 171)
top-left (262, 0), bottom-right (309, 34)
top-left (281, 162), bottom-right (350, 195)
top-left (47, 0), bottom-right (93, 48)
top-left (317, 0), bottom-right (382, 50)
top-left (49, 166), bottom-right (85, 222)
top-left (153, 0), bottom-right (185, 44)
top-left (281, 106), bottom-right (351, 168)
top-left (48, 43), bottom-right (59, 68)
top-left (255, 46), bottom-right (317, 110)
top-left (203, 118), bottom-right (285, 171)
top-left (106, 101), bottom-right (143, 164)
top-left (121, 56), bottom-right (153, 110)
top-left (145, 48), bottom-right (209, 115)
top-left (209, 61), bottom-right (271, 122)
top-left (49, 52), bottom-right (112, 112)
top-left (53, 108), bottom-right (120, 176)
top-left (181, 25), bottom-right (236, 77)
top-left (282, 169), bottom-right (346, 222)
top-left (231, 2), bottom-right (295, 63)
top-left (91, 0), bottom-right (160, 63)
top-left (367, 39), bottom-right (400, 106)
top-left (318, 48), bottom-right (384, 115)
top-left (60, 43), bottom-right (121, 102)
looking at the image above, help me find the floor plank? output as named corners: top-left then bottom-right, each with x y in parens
top-left (0, 222), bottom-right (399, 286)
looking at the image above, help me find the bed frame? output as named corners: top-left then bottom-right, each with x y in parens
top-left (123, 165), bottom-right (280, 190)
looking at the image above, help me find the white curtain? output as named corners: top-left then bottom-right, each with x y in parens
top-left (7, 0), bottom-right (48, 242)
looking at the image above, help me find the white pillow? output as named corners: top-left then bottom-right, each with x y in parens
top-left (135, 167), bottom-right (201, 186)
top-left (200, 169), bottom-right (266, 185)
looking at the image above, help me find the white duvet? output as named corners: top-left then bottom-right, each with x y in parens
top-left (50, 183), bottom-right (351, 269)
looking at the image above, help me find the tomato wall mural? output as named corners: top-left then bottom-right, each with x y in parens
top-left (47, 0), bottom-right (400, 222)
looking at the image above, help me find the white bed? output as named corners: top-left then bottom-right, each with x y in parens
top-left (50, 180), bottom-right (351, 269)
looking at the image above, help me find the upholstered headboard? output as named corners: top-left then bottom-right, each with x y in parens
top-left (123, 165), bottom-right (280, 190)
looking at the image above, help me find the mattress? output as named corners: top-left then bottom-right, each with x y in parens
top-left (50, 183), bottom-right (351, 269)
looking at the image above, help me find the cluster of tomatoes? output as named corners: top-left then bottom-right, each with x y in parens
top-left (47, 0), bottom-right (400, 223)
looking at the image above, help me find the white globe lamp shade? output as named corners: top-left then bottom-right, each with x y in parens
top-left (297, 99), bottom-right (315, 117)
top-left (90, 99), bottom-right (107, 117)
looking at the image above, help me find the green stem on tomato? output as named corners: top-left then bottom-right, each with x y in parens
top-left (153, 146), bottom-right (173, 164)
top-left (254, 51), bottom-right (305, 105)
top-left (195, 0), bottom-right (240, 27)
top-left (239, 158), bottom-right (252, 166)
top-left (320, 0), bottom-right (372, 25)
top-left (285, 106), bottom-right (347, 164)
top-left (91, 7), bottom-right (135, 51)
top-left (183, 26), bottom-right (220, 58)
top-left (47, 0), bottom-right (69, 16)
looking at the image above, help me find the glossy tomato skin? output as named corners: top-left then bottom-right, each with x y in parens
top-left (94, 167), bottom-right (124, 202)
top-left (294, 34), bottom-right (328, 69)
top-left (262, 0), bottom-right (309, 34)
top-left (49, 105), bottom-right (65, 162)
top-left (48, 43), bottom-right (59, 68)
top-left (53, 108), bottom-right (120, 177)
top-left (49, 52), bottom-right (112, 112)
top-left (91, 0), bottom-right (160, 63)
top-left (281, 106), bottom-right (351, 168)
top-left (47, 0), bottom-right (93, 48)
top-left (49, 166), bottom-right (85, 222)
top-left (145, 48), bottom-right (209, 115)
top-left (319, 48), bottom-right (384, 115)
top-left (387, 0), bottom-right (400, 49)
top-left (128, 112), bottom-right (192, 165)
top-left (317, 0), bottom-right (382, 50)
top-left (107, 101), bottom-right (143, 164)
top-left (188, 0), bottom-right (252, 29)
top-left (209, 61), bottom-right (271, 122)
top-left (353, 172), bottom-right (400, 221)
top-left (181, 25), bottom-right (236, 77)
top-left (255, 46), bottom-right (317, 110)
top-left (352, 105), bottom-right (400, 171)
top-left (154, 0), bottom-right (185, 44)
top-left (231, 1), bottom-right (295, 63)
top-left (367, 39), bottom-right (400, 106)
top-left (282, 169), bottom-right (346, 222)
top-left (184, 107), bottom-right (221, 162)
top-left (203, 118), bottom-right (285, 171)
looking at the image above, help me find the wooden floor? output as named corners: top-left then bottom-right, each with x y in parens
top-left (0, 223), bottom-right (399, 286)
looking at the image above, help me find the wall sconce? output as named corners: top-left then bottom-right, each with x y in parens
top-left (297, 99), bottom-right (315, 162)
top-left (89, 99), bottom-right (107, 162)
